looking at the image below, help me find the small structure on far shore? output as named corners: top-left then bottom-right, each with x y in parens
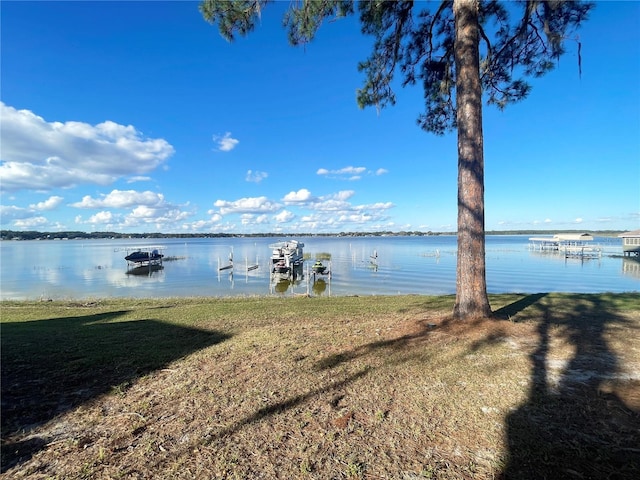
top-left (618, 230), bottom-right (640, 256)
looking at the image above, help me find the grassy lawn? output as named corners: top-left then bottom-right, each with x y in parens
top-left (1, 293), bottom-right (639, 479)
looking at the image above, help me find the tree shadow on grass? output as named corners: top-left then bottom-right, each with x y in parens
top-left (209, 368), bottom-right (372, 443)
top-left (302, 293), bottom-right (640, 478)
top-left (1, 310), bottom-right (231, 472)
top-left (203, 314), bottom-right (446, 443)
top-left (492, 293), bottom-right (548, 320)
top-left (497, 293), bottom-right (640, 479)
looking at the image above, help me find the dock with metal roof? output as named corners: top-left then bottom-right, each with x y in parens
top-left (529, 233), bottom-right (601, 258)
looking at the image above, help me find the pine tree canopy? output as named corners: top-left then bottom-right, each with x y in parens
top-left (200, 0), bottom-right (593, 135)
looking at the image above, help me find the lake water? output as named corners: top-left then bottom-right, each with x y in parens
top-left (0, 235), bottom-right (638, 300)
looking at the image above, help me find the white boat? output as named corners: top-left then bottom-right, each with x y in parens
top-left (269, 240), bottom-right (304, 276)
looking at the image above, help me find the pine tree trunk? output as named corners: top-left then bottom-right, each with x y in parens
top-left (452, 0), bottom-right (492, 320)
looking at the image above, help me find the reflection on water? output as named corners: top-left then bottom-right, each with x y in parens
top-left (622, 256), bottom-right (640, 279)
top-left (126, 265), bottom-right (165, 276)
top-left (270, 263), bottom-right (307, 295)
top-left (273, 279), bottom-right (292, 294)
top-left (0, 236), bottom-right (637, 300)
top-left (312, 279), bottom-right (328, 296)
top-left (218, 270), bottom-right (235, 290)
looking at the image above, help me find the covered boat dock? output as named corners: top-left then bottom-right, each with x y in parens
top-left (618, 230), bottom-right (640, 257)
top-left (529, 233), bottom-right (601, 258)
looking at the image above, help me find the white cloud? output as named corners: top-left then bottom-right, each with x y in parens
top-left (239, 213), bottom-right (270, 226)
top-left (180, 214), bottom-right (230, 232)
top-left (213, 132), bottom-right (239, 152)
top-left (246, 170), bottom-right (268, 183)
top-left (126, 176), bottom-right (152, 183)
top-left (1, 196), bottom-right (65, 228)
top-left (333, 190), bottom-right (355, 201)
top-left (340, 212), bottom-right (374, 224)
top-left (318, 166), bottom-right (366, 176)
top-left (274, 210), bottom-right (295, 223)
top-left (574, 217), bottom-right (583, 224)
top-left (205, 209), bottom-right (224, 222)
top-left (171, 185), bottom-right (396, 232)
top-left (311, 199), bottom-right (349, 212)
top-left (0, 103), bottom-right (174, 192)
top-left (185, 220), bottom-right (210, 231)
top-left (307, 190), bottom-right (355, 211)
top-left (129, 205), bottom-right (158, 219)
top-left (122, 207), bottom-right (191, 228)
top-left (213, 196), bottom-right (280, 214)
top-left (13, 216), bottom-right (48, 228)
top-left (70, 190), bottom-right (164, 209)
top-left (354, 202), bottom-right (394, 211)
top-left (29, 195), bottom-right (63, 211)
top-left (68, 188), bottom-right (194, 230)
top-left (207, 190), bottom-right (388, 231)
top-left (87, 211), bottom-right (114, 224)
top-left (0, 204), bottom-right (27, 219)
top-left (317, 166), bottom-right (384, 181)
top-left (283, 189), bottom-right (313, 203)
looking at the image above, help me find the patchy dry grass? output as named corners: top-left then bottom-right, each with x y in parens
top-left (1, 293), bottom-right (639, 479)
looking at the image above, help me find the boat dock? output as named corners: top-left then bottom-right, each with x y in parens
top-left (269, 240), bottom-right (305, 280)
top-left (618, 230), bottom-right (640, 257)
top-left (529, 233), bottom-right (602, 258)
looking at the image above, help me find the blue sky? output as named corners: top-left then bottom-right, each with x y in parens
top-left (1, 1), bottom-right (638, 234)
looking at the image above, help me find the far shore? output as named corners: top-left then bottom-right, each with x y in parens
top-left (0, 228), bottom-right (628, 242)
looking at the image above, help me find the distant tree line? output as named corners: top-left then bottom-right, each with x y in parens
top-left (1, 230), bottom-right (243, 241)
top-left (1, 229), bottom-right (624, 241)
top-left (0, 230), bottom-right (442, 241)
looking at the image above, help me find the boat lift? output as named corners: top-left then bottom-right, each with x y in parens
top-left (218, 248), bottom-right (262, 285)
top-left (217, 247), bottom-right (234, 288)
top-left (307, 260), bottom-right (332, 297)
top-left (218, 248), bottom-right (234, 272)
top-left (246, 254), bottom-right (260, 272)
top-left (123, 245), bottom-right (165, 275)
